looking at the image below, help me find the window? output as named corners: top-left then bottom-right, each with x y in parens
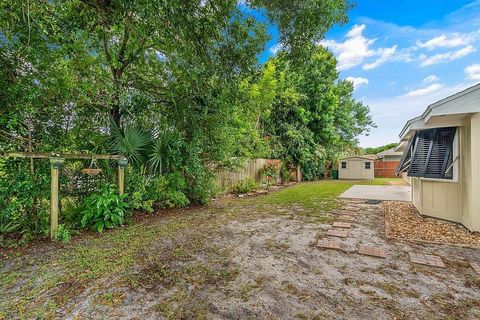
top-left (341, 162), bottom-right (347, 169)
top-left (397, 127), bottom-right (457, 179)
top-left (365, 162), bottom-right (371, 169)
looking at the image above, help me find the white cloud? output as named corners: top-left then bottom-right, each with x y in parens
top-left (419, 45), bottom-right (476, 66)
top-left (322, 24), bottom-right (413, 71)
top-left (465, 64), bottom-right (480, 81)
top-left (345, 76), bottom-right (369, 89)
top-left (321, 24), bottom-right (376, 71)
top-left (417, 33), bottom-right (472, 50)
top-left (423, 75), bottom-right (439, 83)
top-left (359, 83), bottom-right (472, 147)
top-left (363, 45), bottom-right (397, 70)
top-left (403, 83), bottom-right (444, 98)
top-left (269, 43), bottom-right (283, 55)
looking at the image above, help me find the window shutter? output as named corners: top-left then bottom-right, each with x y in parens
top-left (408, 129), bottom-right (436, 177)
top-left (425, 127), bottom-right (456, 179)
top-left (396, 135), bottom-right (416, 174)
top-left (407, 127), bottom-right (456, 179)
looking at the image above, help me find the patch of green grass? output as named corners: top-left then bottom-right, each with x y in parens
top-left (257, 178), bottom-right (401, 210)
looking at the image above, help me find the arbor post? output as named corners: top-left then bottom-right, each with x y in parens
top-left (118, 158), bottom-right (127, 196)
top-left (50, 157), bottom-right (64, 239)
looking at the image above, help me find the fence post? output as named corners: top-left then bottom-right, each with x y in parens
top-left (118, 158), bottom-right (127, 195)
top-left (50, 157), bottom-right (64, 239)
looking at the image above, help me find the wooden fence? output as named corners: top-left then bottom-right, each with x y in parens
top-left (374, 160), bottom-right (400, 178)
top-left (214, 159), bottom-right (301, 193)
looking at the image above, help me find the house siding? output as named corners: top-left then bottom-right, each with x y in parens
top-left (465, 113), bottom-right (480, 231)
top-left (411, 113), bottom-right (480, 232)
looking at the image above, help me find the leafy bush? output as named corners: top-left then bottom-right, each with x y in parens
top-left (131, 191), bottom-right (154, 213)
top-left (55, 224), bottom-right (72, 243)
top-left (81, 184), bottom-right (129, 232)
top-left (186, 171), bottom-right (219, 205)
top-left (280, 163), bottom-right (292, 184)
top-left (233, 178), bottom-right (257, 193)
top-left (259, 162), bottom-right (279, 188)
top-left (147, 172), bottom-right (190, 208)
top-left (62, 197), bottom-right (84, 228)
top-left (0, 159), bottom-right (50, 236)
top-left (0, 216), bottom-right (20, 235)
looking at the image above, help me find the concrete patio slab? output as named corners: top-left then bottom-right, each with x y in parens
top-left (339, 185), bottom-right (411, 202)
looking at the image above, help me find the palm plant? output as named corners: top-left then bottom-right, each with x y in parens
top-left (110, 121), bottom-right (180, 174)
top-left (148, 126), bottom-right (180, 174)
top-left (110, 122), bottom-right (151, 167)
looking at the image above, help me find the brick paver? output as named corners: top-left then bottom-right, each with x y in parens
top-left (409, 252), bottom-right (446, 268)
top-left (317, 239), bottom-right (343, 251)
top-left (332, 222), bottom-right (352, 228)
top-left (358, 245), bottom-right (386, 258)
top-left (470, 261), bottom-right (480, 274)
top-left (327, 228), bottom-right (349, 238)
top-left (338, 215), bottom-right (355, 222)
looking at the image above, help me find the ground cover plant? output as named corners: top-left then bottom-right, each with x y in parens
top-left (81, 184), bottom-right (129, 232)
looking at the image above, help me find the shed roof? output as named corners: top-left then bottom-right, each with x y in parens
top-left (339, 155), bottom-right (377, 161)
top-left (377, 147), bottom-right (403, 158)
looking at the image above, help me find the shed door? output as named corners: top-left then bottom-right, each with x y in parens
top-left (351, 161), bottom-right (362, 179)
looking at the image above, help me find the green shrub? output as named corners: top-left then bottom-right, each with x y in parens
top-left (0, 217), bottom-right (20, 235)
top-left (55, 224), bottom-right (72, 243)
top-left (259, 162), bottom-right (279, 188)
top-left (130, 191), bottom-right (155, 213)
top-left (0, 159), bottom-right (50, 236)
top-left (280, 163), bottom-right (291, 183)
top-left (81, 184), bottom-right (129, 232)
top-left (233, 178), bottom-right (257, 193)
top-left (147, 172), bottom-right (190, 208)
top-left (62, 197), bottom-right (84, 228)
top-left (187, 171), bottom-right (220, 204)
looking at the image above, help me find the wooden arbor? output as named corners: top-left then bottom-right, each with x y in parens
top-left (0, 152), bottom-right (127, 239)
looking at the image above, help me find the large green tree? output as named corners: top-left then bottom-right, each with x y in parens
top-left (245, 47), bottom-right (374, 180)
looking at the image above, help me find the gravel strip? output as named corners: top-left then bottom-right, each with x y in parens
top-left (383, 201), bottom-right (480, 247)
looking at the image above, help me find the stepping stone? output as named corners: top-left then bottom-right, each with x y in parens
top-left (409, 252), bottom-right (446, 268)
top-left (327, 228), bottom-right (349, 238)
top-left (338, 215), bottom-right (355, 222)
top-left (343, 206), bottom-right (360, 212)
top-left (470, 261), bottom-right (480, 274)
top-left (358, 245), bottom-right (386, 258)
top-left (317, 239), bottom-right (343, 251)
top-left (332, 222), bottom-right (352, 228)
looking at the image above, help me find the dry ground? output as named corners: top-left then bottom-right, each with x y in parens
top-left (1, 180), bottom-right (480, 319)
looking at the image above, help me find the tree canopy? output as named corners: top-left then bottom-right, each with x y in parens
top-left (363, 143), bottom-right (398, 155)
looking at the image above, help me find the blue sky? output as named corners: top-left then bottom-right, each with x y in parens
top-left (249, 1), bottom-right (480, 147)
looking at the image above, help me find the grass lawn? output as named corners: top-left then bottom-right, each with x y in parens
top-left (259, 178), bottom-right (402, 210)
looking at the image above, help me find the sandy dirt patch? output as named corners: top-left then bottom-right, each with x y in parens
top-left (1, 191), bottom-right (480, 319)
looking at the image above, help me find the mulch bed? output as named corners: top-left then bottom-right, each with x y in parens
top-left (383, 201), bottom-right (480, 247)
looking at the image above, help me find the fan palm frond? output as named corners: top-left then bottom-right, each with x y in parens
top-left (148, 126), bottom-right (179, 174)
top-left (111, 123), bottom-right (152, 167)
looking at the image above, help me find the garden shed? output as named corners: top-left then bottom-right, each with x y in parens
top-left (338, 156), bottom-right (375, 180)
